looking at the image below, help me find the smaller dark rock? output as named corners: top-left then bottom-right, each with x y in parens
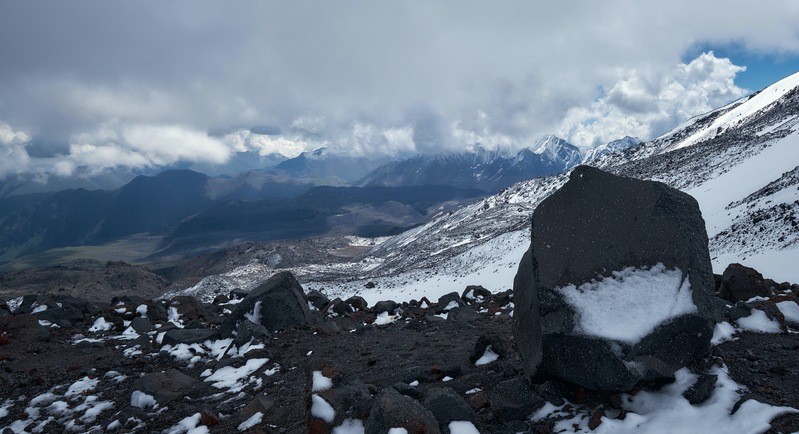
top-left (469, 333), bottom-right (511, 365)
top-left (169, 296), bottom-right (208, 321)
top-left (588, 408), bottom-right (604, 430)
top-left (345, 296), bottom-right (368, 311)
top-left (435, 292), bottom-right (465, 314)
top-left (372, 300), bottom-right (398, 315)
top-left (234, 320), bottom-right (270, 347)
top-left (330, 298), bottom-right (354, 316)
top-left (212, 295), bottom-right (230, 305)
top-left (365, 281), bottom-right (376, 289)
top-left (130, 317), bottom-right (154, 334)
top-left (462, 285), bottom-right (492, 301)
top-left (423, 387), bottom-right (474, 426)
top-left (489, 377), bottom-right (544, 420)
top-left (229, 288), bottom-right (248, 300)
top-left (392, 382), bottom-right (423, 400)
top-left (162, 329), bottom-right (218, 346)
top-left (239, 395), bottom-right (275, 423)
top-left (307, 290), bottom-right (331, 310)
top-left (365, 388), bottom-right (440, 434)
top-left (683, 374), bottom-right (718, 405)
top-left (719, 263), bottom-right (771, 302)
top-left (132, 369), bottom-right (203, 402)
top-left (447, 306), bottom-right (481, 323)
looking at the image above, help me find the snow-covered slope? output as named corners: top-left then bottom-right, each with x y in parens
top-left (174, 71), bottom-right (799, 303)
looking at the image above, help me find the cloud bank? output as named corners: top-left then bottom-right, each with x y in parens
top-left (0, 1), bottom-right (798, 177)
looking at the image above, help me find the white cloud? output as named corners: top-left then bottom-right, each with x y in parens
top-left (558, 52), bottom-right (748, 148)
top-left (60, 123), bottom-right (231, 175)
top-left (221, 129), bottom-right (308, 158)
top-left (0, 122), bottom-right (32, 177)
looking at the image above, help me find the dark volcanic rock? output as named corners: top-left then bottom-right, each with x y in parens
top-left (462, 285), bottom-right (491, 301)
top-left (683, 374), bottom-right (718, 405)
top-left (162, 329), bottom-right (218, 346)
top-left (469, 333), bottom-right (511, 365)
top-left (234, 320), bottom-right (270, 347)
top-left (423, 387), bottom-right (474, 425)
top-left (220, 271), bottom-right (314, 335)
top-left (542, 334), bottom-right (640, 392)
top-left (435, 292), bottom-right (465, 314)
top-left (132, 369), bottom-right (203, 403)
top-left (365, 388), bottom-right (440, 434)
top-left (169, 296), bottom-right (207, 321)
top-left (0, 314), bottom-right (51, 342)
top-left (514, 165), bottom-right (718, 391)
top-left (130, 317), bottom-right (154, 334)
top-left (512, 246), bottom-right (541, 380)
top-left (372, 300), bottom-right (398, 315)
top-left (719, 263), bottom-right (771, 302)
top-left (447, 306), bottom-right (481, 323)
top-left (489, 377), bottom-right (544, 420)
top-left (345, 296), bottom-right (369, 311)
top-left (307, 290), bottom-right (331, 310)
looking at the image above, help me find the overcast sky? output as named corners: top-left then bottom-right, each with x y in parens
top-left (1, 1), bottom-right (799, 178)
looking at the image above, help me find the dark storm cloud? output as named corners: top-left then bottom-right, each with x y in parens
top-left (1, 1), bottom-right (798, 176)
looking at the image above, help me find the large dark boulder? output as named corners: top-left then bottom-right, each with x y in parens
top-left (220, 271), bottom-right (313, 335)
top-left (513, 166), bottom-right (719, 392)
top-left (719, 263), bottom-right (771, 302)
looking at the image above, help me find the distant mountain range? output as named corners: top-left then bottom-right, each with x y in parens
top-left (356, 135), bottom-right (588, 192)
top-left (0, 133), bottom-right (643, 267)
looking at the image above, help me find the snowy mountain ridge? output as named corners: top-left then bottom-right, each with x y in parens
top-left (173, 71), bottom-right (799, 305)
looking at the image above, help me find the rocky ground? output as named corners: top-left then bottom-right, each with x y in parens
top-left (1, 264), bottom-right (799, 434)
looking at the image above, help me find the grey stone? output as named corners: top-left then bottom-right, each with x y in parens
top-left (238, 395), bottom-right (275, 423)
top-left (469, 333), bottom-right (511, 365)
top-left (461, 285), bottom-right (491, 301)
top-left (512, 246), bottom-right (542, 379)
top-left (446, 306), bottom-right (480, 323)
top-left (489, 377), bottom-right (544, 421)
top-left (683, 374), bottom-right (718, 405)
top-left (435, 292), bottom-right (464, 314)
top-left (220, 271), bottom-right (313, 335)
top-left (365, 388), bottom-right (440, 434)
top-left (719, 263), bottom-right (771, 302)
top-left (514, 166), bottom-right (718, 391)
top-left (423, 387), bottom-right (474, 425)
top-left (130, 317), bottom-right (154, 334)
top-left (307, 290), bottom-right (331, 310)
top-left (132, 369), bottom-right (202, 402)
top-left (162, 329), bottom-right (218, 346)
top-left (345, 296), bottom-right (369, 311)
top-left (234, 319), bottom-right (269, 347)
top-left (372, 300), bottom-right (398, 315)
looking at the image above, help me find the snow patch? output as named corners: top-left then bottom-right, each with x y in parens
top-left (474, 345), bottom-right (499, 366)
top-left (237, 412), bottom-right (263, 431)
top-left (448, 421), bottom-right (480, 434)
top-left (555, 264), bottom-right (697, 344)
top-left (737, 310), bottom-right (781, 333)
top-left (311, 394), bottom-right (335, 423)
top-left (313, 371), bottom-right (334, 392)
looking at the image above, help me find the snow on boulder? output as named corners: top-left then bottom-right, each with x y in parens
top-left (514, 165), bottom-right (720, 392)
top-left (219, 271), bottom-right (315, 335)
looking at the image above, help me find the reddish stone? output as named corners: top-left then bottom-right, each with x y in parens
top-left (0, 335), bottom-right (10, 345)
top-left (200, 410), bottom-right (220, 427)
top-left (468, 391), bottom-right (488, 410)
top-left (308, 417), bottom-right (328, 434)
top-left (588, 409), bottom-right (604, 430)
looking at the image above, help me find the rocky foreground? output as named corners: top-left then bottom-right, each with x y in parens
top-left (1, 264), bottom-right (799, 433)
